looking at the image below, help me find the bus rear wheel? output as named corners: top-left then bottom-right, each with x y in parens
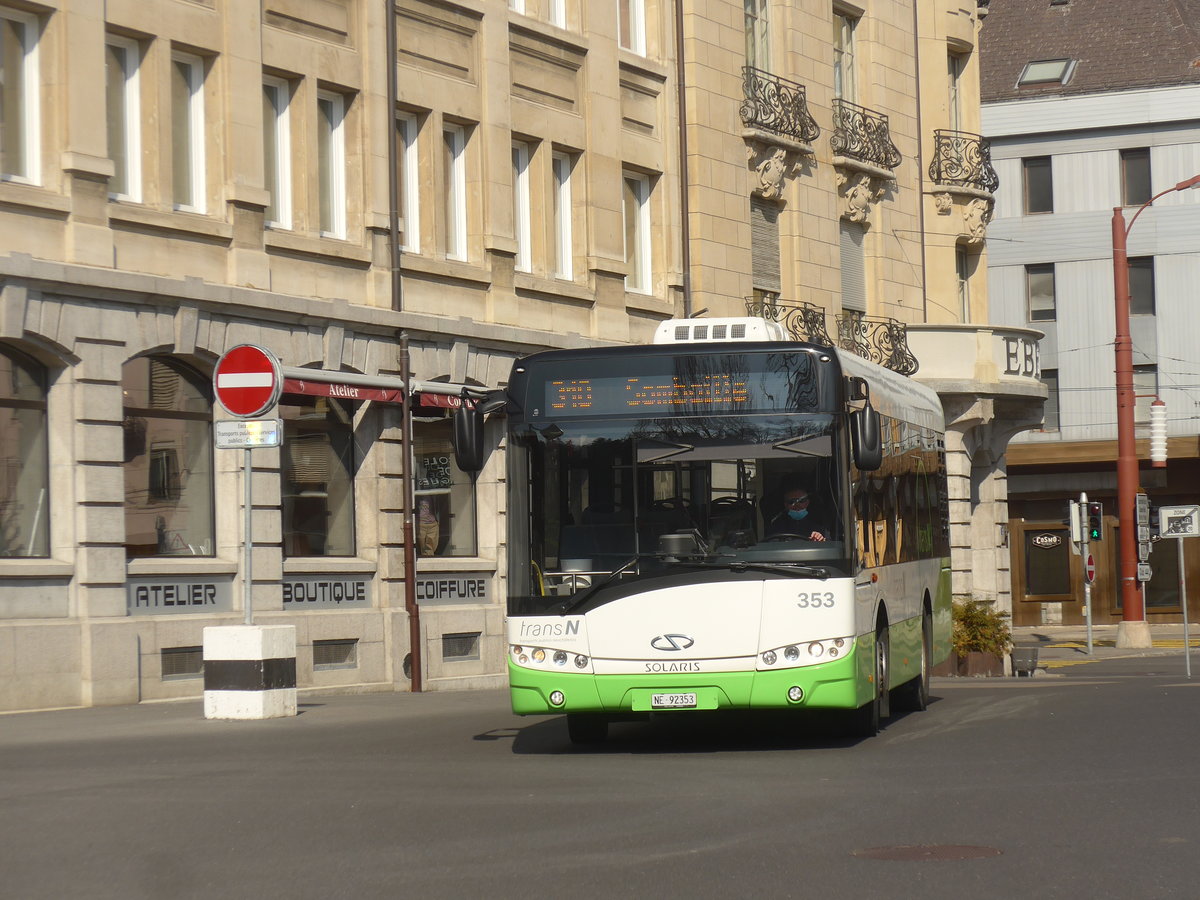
top-left (894, 611), bottom-right (931, 713)
top-left (566, 714), bottom-right (609, 745)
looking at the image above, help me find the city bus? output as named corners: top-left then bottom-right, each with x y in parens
top-left (457, 317), bottom-right (951, 743)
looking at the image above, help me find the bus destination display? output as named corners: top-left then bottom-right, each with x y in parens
top-left (549, 375), bottom-right (750, 414)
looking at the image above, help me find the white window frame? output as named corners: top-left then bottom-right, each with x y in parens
top-left (106, 35), bottom-right (141, 201)
top-left (955, 244), bottom-right (971, 321)
top-left (509, 0), bottom-right (525, 13)
top-left (619, 0), bottom-right (646, 55)
top-left (623, 170), bottom-right (652, 294)
top-left (0, 8), bottom-right (39, 184)
top-left (948, 51), bottom-right (965, 133)
top-left (398, 112), bottom-right (420, 252)
top-left (745, 0), bottom-right (770, 71)
top-left (443, 123), bottom-right (467, 261)
top-left (317, 90), bottom-right (347, 239)
top-left (833, 12), bottom-right (857, 103)
top-left (552, 150), bottom-right (573, 280)
top-left (512, 140), bottom-right (532, 273)
top-left (262, 76), bottom-right (292, 230)
top-left (171, 51), bottom-right (206, 213)
top-left (549, 0), bottom-right (566, 28)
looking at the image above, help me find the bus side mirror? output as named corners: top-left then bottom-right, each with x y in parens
top-left (851, 403), bottom-right (882, 471)
top-left (451, 391), bottom-right (507, 474)
top-left (453, 407), bottom-right (485, 473)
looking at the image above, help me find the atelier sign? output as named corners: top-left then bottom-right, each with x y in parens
top-left (282, 575), bottom-right (372, 608)
top-left (415, 574), bottom-right (491, 604)
top-left (128, 578), bottom-right (234, 615)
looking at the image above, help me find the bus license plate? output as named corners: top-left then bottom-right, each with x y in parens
top-left (651, 692), bottom-right (697, 709)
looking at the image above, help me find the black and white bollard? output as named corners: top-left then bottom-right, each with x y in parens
top-left (203, 625), bottom-right (297, 719)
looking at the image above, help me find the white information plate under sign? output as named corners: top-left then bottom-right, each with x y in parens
top-left (216, 418), bottom-right (283, 449)
top-left (1137, 563), bottom-right (1153, 582)
top-left (1158, 505), bottom-right (1200, 539)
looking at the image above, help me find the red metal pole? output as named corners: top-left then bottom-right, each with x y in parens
top-left (1111, 207), bottom-right (1144, 623)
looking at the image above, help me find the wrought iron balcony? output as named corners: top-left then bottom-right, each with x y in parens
top-left (830, 99), bottom-right (902, 171)
top-left (740, 67), bottom-right (820, 145)
top-left (745, 296), bottom-right (919, 376)
top-left (927, 129), bottom-right (999, 194)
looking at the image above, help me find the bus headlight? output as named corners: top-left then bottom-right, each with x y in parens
top-left (761, 650), bottom-right (777, 666)
top-left (759, 637), bottom-right (855, 670)
top-left (784, 645), bottom-right (800, 662)
top-left (532, 648), bottom-right (546, 663)
top-left (787, 686), bottom-right (804, 703)
top-left (574, 654), bottom-right (589, 669)
top-left (549, 691), bottom-right (565, 707)
top-left (553, 650), bottom-right (568, 666)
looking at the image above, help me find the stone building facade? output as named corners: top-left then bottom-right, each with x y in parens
top-left (0, 0), bottom-right (1037, 712)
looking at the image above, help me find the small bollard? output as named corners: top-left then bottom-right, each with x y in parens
top-left (1011, 646), bottom-right (1039, 677)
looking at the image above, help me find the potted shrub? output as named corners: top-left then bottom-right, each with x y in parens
top-left (951, 599), bottom-right (1012, 676)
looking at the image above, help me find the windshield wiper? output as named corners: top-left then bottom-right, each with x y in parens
top-left (692, 560), bottom-right (831, 578)
top-left (554, 554), bottom-right (654, 614)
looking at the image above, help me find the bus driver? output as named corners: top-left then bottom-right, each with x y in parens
top-left (765, 485), bottom-right (830, 542)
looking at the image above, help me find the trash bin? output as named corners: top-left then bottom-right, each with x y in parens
top-left (1011, 646), bottom-right (1039, 677)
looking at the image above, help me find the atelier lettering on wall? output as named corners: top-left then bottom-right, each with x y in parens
top-left (128, 578), bottom-right (234, 615)
top-left (282, 576), bottom-right (372, 608)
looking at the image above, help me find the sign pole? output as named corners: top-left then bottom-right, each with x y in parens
top-left (1181, 537), bottom-right (1191, 679)
top-left (1081, 492), bottom-right (1093, 655)
top-left (244, 447), bottom-right (254, 626)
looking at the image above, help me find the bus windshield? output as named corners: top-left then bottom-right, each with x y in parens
top-left (508, 413), bottom-right (850, 614)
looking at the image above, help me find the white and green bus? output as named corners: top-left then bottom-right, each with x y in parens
top-left (462, 318), bottom-right (951, 743)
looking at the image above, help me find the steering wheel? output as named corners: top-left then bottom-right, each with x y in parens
top-left (763, 532), bottom-right (813, 542)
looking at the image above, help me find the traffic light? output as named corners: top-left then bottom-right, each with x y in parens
top-left (1086, 502), bottom-right (1104, 542)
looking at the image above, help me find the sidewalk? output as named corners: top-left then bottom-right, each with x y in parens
top-left (1012, 623), bottom-right (1200, 670)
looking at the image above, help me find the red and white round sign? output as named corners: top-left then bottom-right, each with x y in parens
top-left (1085, 554), bottom-right (1096, 584)
top-left (213, 344), bottom-right (282, 418)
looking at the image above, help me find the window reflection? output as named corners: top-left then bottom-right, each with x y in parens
top-left (0, 346), bottom-right (49, 557)
top-left (414, 419), bottom-right (476, 557)
top-left (281, 394), bottom-right (356, 557)
top-left (122, 357), bottom-right (214, 557)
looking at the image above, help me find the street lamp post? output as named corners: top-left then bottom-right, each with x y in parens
top-left (1111, 174), bottom-right (1200, 648)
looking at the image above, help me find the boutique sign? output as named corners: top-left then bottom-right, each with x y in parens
top-left (282, 575), bottom-right (372, 609)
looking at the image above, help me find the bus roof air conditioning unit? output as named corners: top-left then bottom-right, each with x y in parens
top-left (653, 317), bottom-right (787, 344)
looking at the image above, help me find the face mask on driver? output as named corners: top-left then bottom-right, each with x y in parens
top-left (787, 508), bottom-right (809, 521)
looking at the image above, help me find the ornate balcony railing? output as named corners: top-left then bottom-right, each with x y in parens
top-left (927, 129), bottom-right (999, 193)
top-left (745, 296), bottom-right (919, 375)
top-left (830, 99), bottom-right (902, 171)
top-left (739, 66), bottom-right (820, 145)
top-left (836, 310), bottom-right (920, 376)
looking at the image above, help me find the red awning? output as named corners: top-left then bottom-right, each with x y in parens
top-left (282, 378), bottom-right (476, 411)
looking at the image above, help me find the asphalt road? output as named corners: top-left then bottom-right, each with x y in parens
top-left (3, 662), bottom-right (1199, 900)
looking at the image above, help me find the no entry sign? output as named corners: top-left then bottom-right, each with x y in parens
top-left (214, 344), bottom-right (282, 418)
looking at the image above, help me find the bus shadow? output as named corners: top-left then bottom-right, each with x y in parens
top-left (507, 708), bottom-right (930, 755)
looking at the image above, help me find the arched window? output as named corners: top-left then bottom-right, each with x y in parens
top-left (122, 357), bottom-right (214, 557)
top-left (281, 394), bottom-right (356, 557)
top-left (0, 345), bottom-right (49, 557)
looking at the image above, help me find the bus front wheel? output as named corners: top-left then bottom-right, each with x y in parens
top-left (848, 620), bottom-right (889, 738)
top-left (566, 714), bottom-right (609, 745)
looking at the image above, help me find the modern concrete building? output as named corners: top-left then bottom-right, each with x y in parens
top-left (0, 0), bottom-right (1038, 712)
top-left (982, 0), bottom-right (1200, 626)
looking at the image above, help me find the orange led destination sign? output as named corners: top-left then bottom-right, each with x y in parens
top-left (549, 375), bottom-right (751, 414)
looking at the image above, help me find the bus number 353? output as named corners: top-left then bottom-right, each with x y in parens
top-left (796, 592), bottom-right (835, 609)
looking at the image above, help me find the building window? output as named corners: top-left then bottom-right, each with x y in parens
top-left (442, 123), bottom-right (467, 260)
top-left (623, 170), bottom-right (652, 294)
top-left (1121, 148), bottom-right (1151, 207)
top-left (398, 112), bottom-right (420, 251)
top-left (0, 8), bottom-right (38, 183)
top-left (956, 244), bottom-right (973, 321)
top-left (281, 394), bottom-right (356, 557)
top-left (106, 36), bottom-right (141, 201)
top-left (745, 0), bottom-right (770, 70)
top-left (839, 220), bottom-right (866, 312)
top-left (262, 77), bottom-right (292, 229)
top-left (1133, 365), bottom-right (1157, 428)
top-left (948, 51), bottom-right (966, 132)
top-left (833, 12), bottom-right (857, 102)
top-left (512, 140), bottom-right (532, 273)
top-left (619, 0), bottom-right (645, 55)
top-left (509, 0), bottom-right (525, 12)
top-left (552, 150), bottom-right (574, 279)
top-left (122, 357), bottom-right (214, 558)
top-left (415, 420), bottom-right (477, 557)
top-left (1018, 58), bottom-right (1075, 87)
top-left (171, 52), bottom-right (205, 213)
top-left (1026, 263), bottom-right (1055, 321)
top-left (1040, 368), bottom-right (1059, 431)
top-left (317, 90), bottom-right (346, 238)
top-left (549, 0), bottom-right (566, 28)
top-left (1023, 156), bottom-right (1052, 214)
top-left (751, 195), bottom-right (781, 297)
top-left (0, 345), bottom-right (48, 557)
top-left (1128, 256), bottom-right (1155, 315)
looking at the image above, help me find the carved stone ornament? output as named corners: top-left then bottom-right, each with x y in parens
top-left (933, 192), bottom-right (953, 214)
top-left (962, 196), bottom-right (993, 245)
top-left (837, 171), bottom-right (883, 224)
top-left (746, 140), bottom-right (801, 201)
